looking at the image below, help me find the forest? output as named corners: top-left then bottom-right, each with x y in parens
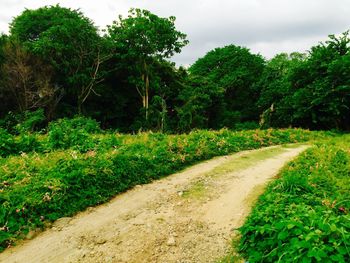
top-left (0, 5), bottom-right (349, 133)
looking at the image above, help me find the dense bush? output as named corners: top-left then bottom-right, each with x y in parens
top-left (47, 117), bottom-right (101, 151)
top-left (0, 116), bottom-right (102, 158)
top-left (234, 121), bottom-right (260, 131)
top-left (15, 109), bottom-right (46, 134)
top-left (239, 136), bottom-right (350, 262)
top-left (0, 109), bottom-right (45, 135)
top-left (0, 128), bottom-right (16, 157)
top-left (0, 128), bottom-right (327, 251)
top-left (0, 117), bottom-right (332, 159)
top-left (16, 133), bottom-right (43, 154)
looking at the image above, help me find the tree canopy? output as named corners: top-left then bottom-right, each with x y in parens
top-left (189, 45), bottom-right (265, 128)
top-left (107, 8), bottom-right (188, 123)
top-left (0, 4), bottom-right (349, 132)
top-left (10, 5), bottom-right (105, 114)
top-left (259, 32), bottom-right (350, 130)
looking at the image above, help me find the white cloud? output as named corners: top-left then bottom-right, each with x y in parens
top-left (0, 0), bottom-right (349, 65)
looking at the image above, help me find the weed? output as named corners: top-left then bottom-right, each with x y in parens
top-left (238, 136), bottom-right (350, 262)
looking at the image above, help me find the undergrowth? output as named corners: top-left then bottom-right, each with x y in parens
top-left (238, 135), bottom-right (350, 262)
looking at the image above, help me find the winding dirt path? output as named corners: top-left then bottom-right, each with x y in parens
top-left (1, 145), bottom-right (308, 263)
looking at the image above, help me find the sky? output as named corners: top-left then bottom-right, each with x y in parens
top-left (0, 0), bottom-right (349, 66)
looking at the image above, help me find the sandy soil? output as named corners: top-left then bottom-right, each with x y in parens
top-left (0, 145), bottom-right (308, 263)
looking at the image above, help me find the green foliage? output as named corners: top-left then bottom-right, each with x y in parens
top-left (177, 75), bottom-right (224, 132)
top-left (260, 32), bottom-right (350, 130)
top-left (47, 117), bottom-right (101, 151)
top-left (1, 5), bottom-right (350, 132)
top-left (189, 44), bottom-right (265, 127)
top-left (15, 109), bottom-right (46, 134)
top-left (257, 52), bottom-right (306, 128)
top-left (0, 128), bottom-right (42, 158)
top-left (234, 121), bottom-right (260, 131)
top-left (239, 136), bottom-right (350, 262)
top-left (107, 8), bottom-right (188, 125)
top-left (0, 112), bottom-right (21, 134)
top-left (290, 32), bottom-right (350, 130)
top-left (108, 8), bottom-right (188, 60)
top-left (0, 128), bottom-right (16, 157)
top-left (0, 128), bottom-right (325, 250)
top-left (14, 134), bottom-right (42, 156)
top-left (10, 5), bottom-right (104, 113)
top-left (0, 109), bottom-right (45, 135)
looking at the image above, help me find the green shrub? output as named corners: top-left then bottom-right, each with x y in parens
top-left (239, 137), bottom-right (350, 262)
top-left (47, 117), bottom-right (101, 151)
top-left (0, 128), bottom-right (16, 157)
top-left (15, 109), bottom-right (46, 134)
top-left (0, 112), bottom-right (20, 134)
top-left (0, 129), bottom-right (42, 158)
top-left (16, 133), bottom-right (43, 153)
top-left (234, 121), bottom-right (259, 130)
top-left (0, 109), bottom-right (46, 135)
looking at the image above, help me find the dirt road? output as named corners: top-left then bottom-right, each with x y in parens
top-left (0, 145), bottom-right (308, 263)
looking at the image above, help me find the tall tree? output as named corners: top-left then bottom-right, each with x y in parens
top-left (0, 34), bottom-right (13, 117)
top-left (190, 45), bottom-right (265, 128)
top-left (177, 75), bottom-right (224, 132)
top-left (107, 8), bottom-right (188, 121)
top-left (10, 5), bottom-right (108, 114)
top-left (257, 52), bottom-right (306, 128)
top-left (147, 61), bottom-right (187, 132)
top-left (289, 31), bottom-right (350, 130)
top-left (1, 39), bottom-right (56, 113)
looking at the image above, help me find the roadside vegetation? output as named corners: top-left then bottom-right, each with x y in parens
top-left (237, 135), bottom-right (350, 262)
top-left (0, 123), bottom-right (328, 251)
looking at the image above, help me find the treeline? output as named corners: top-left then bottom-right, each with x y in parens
top-left (0, 5), bottom-right (349, 132)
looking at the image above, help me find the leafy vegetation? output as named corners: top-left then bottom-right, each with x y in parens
top-left (189, 45), bottom-right (265, 128)
top-left (0, 5), bottom-right (349, 132)
top-left (260, 33), bottom-right (350, 130)
top-left (0, 128), bottom-right (326, 251)
top-left (238, 135), bottom-right (350, 262)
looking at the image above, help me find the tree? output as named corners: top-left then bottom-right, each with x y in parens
top-left (289, 31), bottom-right (350, 130)
top-left (189, 45), bottom-right (265, 128)
top-left (257, 52), bottom-right (306, 128)
top-left (107, 8), bottom-right (188, 121)
top-left (258, 31), bottom-right (350, 130)
top-left (10, 5), bottom-right (108, 114)
top-left (177, 75), bottom-right (224, 132)
top-left (147, 61), bottom-right (187, 132)
top-left (0, 34), bottom-right (11, 116)
top-left (1, 39), bottom-right (56, 113)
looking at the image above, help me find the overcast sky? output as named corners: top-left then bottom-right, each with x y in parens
top-left (0, 0), bottom-right (349, 66)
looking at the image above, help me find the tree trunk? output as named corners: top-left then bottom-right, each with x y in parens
top-left (140, 61), bottom-right (150, 121)
top-left (145, 73), bottom-right (149, 120)
top-left (160, 97), bottom-right (167, 132)
top-left (77, 96), bottom-right (83, 115)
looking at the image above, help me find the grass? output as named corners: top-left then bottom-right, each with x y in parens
top-left (232, 135), bottom-right (350, 262)
top-left (207, 145), bottom-right (291, 176)
top-left (182, 180), bottom-right (208, 199)
top-left (183, 145), bottom-right (293, 200)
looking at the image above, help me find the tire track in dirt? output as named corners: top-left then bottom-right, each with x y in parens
top-left (0, 145), bottom-right (308, 263)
